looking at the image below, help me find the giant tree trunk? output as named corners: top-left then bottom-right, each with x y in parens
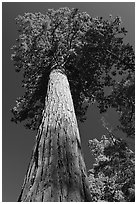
top-left (18, 69), bottom-right (91, 202)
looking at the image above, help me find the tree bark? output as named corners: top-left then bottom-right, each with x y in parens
top-left (18, 69), bottom-right (91, 202)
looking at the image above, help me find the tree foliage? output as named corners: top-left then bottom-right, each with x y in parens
top-left (106, 76), bottom-right (135, 137)
top-left (88, 134), bottom-right (135, 202)
top-left (11, 7), bottom-right (134, 131)
top-left (75, 15), bottom-right (135, 137)
top-left (11, 7), bottom-right (93, 129)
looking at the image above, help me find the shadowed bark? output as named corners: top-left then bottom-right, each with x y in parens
top-left (18, 69), bottom-right (91, 202)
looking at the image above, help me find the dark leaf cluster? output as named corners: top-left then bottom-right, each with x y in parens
top-left (109, 77), bottom-right (135, 137)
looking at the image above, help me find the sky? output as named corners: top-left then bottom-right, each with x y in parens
top-left (2, 2), bottom-right (135, 202)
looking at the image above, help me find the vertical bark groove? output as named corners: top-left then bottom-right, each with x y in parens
top-left (18, 69), bottom-right (91, 202)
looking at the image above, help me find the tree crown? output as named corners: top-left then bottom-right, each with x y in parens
top-left (11, 7), bottom-right (134, 131)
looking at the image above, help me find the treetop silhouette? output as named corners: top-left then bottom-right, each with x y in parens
top-left (11, 7), bottom-right (134, 135)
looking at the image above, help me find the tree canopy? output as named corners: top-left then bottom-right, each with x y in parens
top-left (11, 7), bottom-right (135, 133)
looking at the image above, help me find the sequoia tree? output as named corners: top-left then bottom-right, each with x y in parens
top-left (11, 7), bottom-right (134, 202)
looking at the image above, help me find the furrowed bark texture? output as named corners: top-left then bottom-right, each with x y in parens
top-left (18, 69), bottom-right (91, 202)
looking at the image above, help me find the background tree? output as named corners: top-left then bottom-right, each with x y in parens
top-left (88, 132), bottom-right (135, 202)
top-left (11, 7), bottom-right (134, 201)
top-left (88, 88), bottom-right (135, 202)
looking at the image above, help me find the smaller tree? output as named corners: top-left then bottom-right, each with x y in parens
top-left (88, 132), bottom-right (135, 202)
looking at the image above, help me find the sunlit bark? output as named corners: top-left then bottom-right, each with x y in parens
top-left (18, 69), bottom-right (91, 202)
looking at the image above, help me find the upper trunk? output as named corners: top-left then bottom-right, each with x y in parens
top-left (18, 69), bottom-right (91, 202)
